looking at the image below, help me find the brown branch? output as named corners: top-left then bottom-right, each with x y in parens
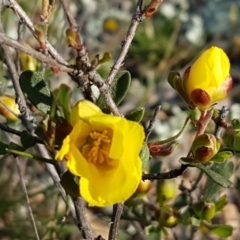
top-left (0, 33), bottom-right (73, 72)
top-left (73, 197), bottom-right (93, 239)
top-left (60, 0), bottom-right (78, 30)
top-left (142, 164), bottom-right (189, 181)
top-left (108, 203), bottom-right (124, 240)
top-left (15, 157), bottom-right (40, 240)
top-left (105, 0), bottom-right (146, 86)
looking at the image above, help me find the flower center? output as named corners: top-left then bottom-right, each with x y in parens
top-left (81, 130), bottom-right (112, 165)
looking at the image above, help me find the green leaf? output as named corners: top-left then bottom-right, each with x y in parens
top-left (215, 194), bottom-right (228, 212)
top-left (140, 142), bottom-right (150, 170)
top-left (97, 71), bottom-right (131, 112)
top-left (125, 107), bottom-right (145, 122)
top-left (232, 118), bottom-right (240, 130)
top-left (0, 141), bottom-right (8, 155)
top-left (233, 131), bottom-right (240, 151)
top-left (203, 221), bottom-right (233, 237)
top-left (60, 170), bottom-right (80, 198)
top-left (195, 163), bottom-right (233, 188)
top-left (202, 161), bottom-right (235, 200)
top-left (20, 130), bottom-right (36, 149)
top-left (55, 84), bottom-right (72, 122)
top-left (19, 70), bottom-right (54, 114)
top-left (210, 149), bottom-right (233, 163)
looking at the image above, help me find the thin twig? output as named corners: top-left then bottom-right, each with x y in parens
top-left (60, 0), bottom-right (78, 30)
top-left (15, 157), bottom-right (40, 240)
top-left (73, 197), bottom-right (93, 239)
top-left (0, 33), bottom-right (73, 72)
top-left (145, 105), bottom-right (161, 142)
top-left (0, 122), bottom-right (44, 144)
top-left (142, 164), bottom-right (189, 181)
top-left (105, 0), bottom-right (145, 86)
top-left (108, 203), bottom-right (124, 240)
top-left (16, 19), bottom-right (24, 72)
top-left (6, 0), bottom-right (69, 65)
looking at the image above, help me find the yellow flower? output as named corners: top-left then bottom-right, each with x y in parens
top-left (183, 46), bottom-right (232, 110)
top-left (56, 100), bottom-right (145, 207)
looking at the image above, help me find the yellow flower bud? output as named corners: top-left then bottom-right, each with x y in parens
top-left (159, 206), bottom-right (179, 228)
top-left (0, 95), bottom-right (20, 121)
top-left (191, 134), bottom-right (221, 163)
top-left (183, 46), bottom-right (232, 110)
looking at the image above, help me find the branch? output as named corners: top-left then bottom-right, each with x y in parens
top-left (108, 203), bottom-right (124, 240)
top-left (73, 197), bottom-right (93, 239)
top-left (15, 157), bottom-right (40, 240)
top-left (0, 33), bottom-right (73, 72)
top-left (142, 164), bottom-right (188, 181)
top-left (105, 0), bottom-right (146, 86)
top-left (6, 0), bottom-right (69, 65)
top-left (60, 0), bottom-right (78, 30)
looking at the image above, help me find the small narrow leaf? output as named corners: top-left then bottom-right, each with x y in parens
top-left (19, 71), bottom-right (54, 114)
top-left (125, 107), bottom-right (145, 122)
top-left (215, 194), bottom-right (228, 212)
top-left (97, 71), bottom-right (131, 112)
top-left (202, 221), bottom-right (233, 238)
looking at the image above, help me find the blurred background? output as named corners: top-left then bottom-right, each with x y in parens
top-left (1, 0), bottom-right (240, 239)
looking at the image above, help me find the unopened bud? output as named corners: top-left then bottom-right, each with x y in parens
top-left (159, 206), bottom-right (179, 228)
top-left (192, 200), bottom-right (216, 221)
top-left (192, 134), bottom-right (221, 163)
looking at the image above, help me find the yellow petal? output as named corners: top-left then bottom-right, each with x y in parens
top-left (70, 100), bottom-right (103, 126)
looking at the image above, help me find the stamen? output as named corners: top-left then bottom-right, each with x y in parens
top-left (81, 130), bottom-right (112, 165)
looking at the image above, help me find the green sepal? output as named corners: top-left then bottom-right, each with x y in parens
top-left (203, 161), bottom-right (235, 200)
top-left (231, 118), bottom-right (240, 130)
top-left (202, 221), bottom-right (233, 238)
top-left (19, 71), bottom-right (54, 114)
top-left (179, 157), bottom-right (193, 164)
top-left (167, 71), bottom-right (192, 107)
top-left (125, 107), bottom-right (145, 122)
top-left (215, 194), bottom-right (228, 212)
top-left (0, 141), bottom-right (8, 155)
top-left (233, 131), bottom-right (240, 151)
top-left (60, 170), bottom-right (80, 198)
top-left (167, 71), bottom-right (181, 89)
top-left (54, 84), bottom-right (71, 123)
top-left (210, 149), bottom-right (233, 163)
top-left (97, 71), bottom-right (131, 112)
top-left (140, 142), bottom-right (150, 170)
top-left (194, 163), bottom-right (233, 188)
top-left (20, 130), bottom-right (37, 149)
